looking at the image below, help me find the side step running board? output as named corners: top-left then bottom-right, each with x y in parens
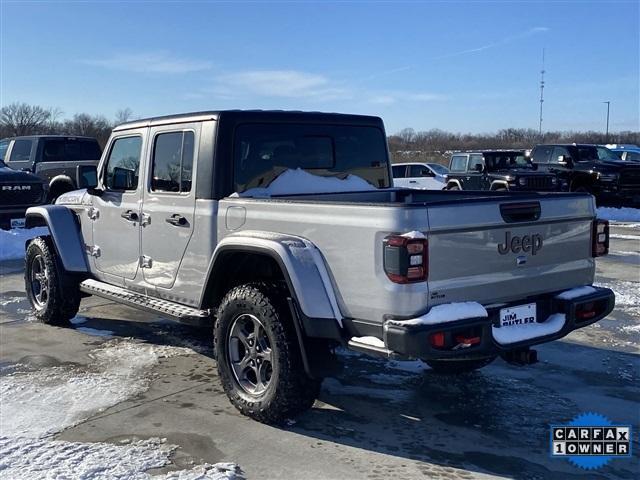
top-left (79, 279), bottom-right (210, 325)
top-left (347, 337), bottom-right (399, 359)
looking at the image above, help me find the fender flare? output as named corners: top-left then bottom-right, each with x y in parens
top-left (25, 205), bottom-right (89, 272)
top-left (48, 175), bottom-right (75, 193)
top-left (490, 180), bottom-right (509, 190)
top-left (204, 231), bottom-right (343, 328)
top-left (446, 179), bottom-right (462, 190)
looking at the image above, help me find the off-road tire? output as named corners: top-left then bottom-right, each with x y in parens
top-left (448, 184), bottom-right (461, 191)
top-left (215, 282), bottom-right (321, 424)
top-left (24, 236), bottom-right (80, 326)
top-left (426, 356), bottom-right (496, 374)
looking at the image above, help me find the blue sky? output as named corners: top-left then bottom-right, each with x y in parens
top-left (1, 1), bottom-right (638, 134)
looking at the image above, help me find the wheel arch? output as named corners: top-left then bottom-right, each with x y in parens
top-left (24, 205), bottom-right (89, 272)
top-left (446, 179), bottom-right (462, 190)
top-left (201, 233), bottom-right (343, 339)
top-left (490, 180), bottom-right (509, 190)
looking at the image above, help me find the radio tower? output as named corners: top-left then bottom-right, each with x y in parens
top-left (538, 48), bottom-right (545, 136)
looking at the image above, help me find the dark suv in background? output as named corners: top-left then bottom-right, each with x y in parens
top-left (0, 135), bottom-right (102, 202)
top-left (445, 150), bottom-right (559, 191)
top-left (0, 158), bottom-right (47, 229)
top-left (530, 144), bottom-right (640, 206)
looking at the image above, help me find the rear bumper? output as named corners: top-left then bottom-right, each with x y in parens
top-left (382, 287), bottom-right (615, 360)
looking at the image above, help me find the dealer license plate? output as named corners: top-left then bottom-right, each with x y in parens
top-left (499, 303), bottom-right (537, 328)
top-left (10, 218), bottom-right (26, 229)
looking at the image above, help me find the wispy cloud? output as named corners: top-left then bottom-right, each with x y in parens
top-left (369, 91), bottom-right (447, 105)
top-left (433, 26), bottom-right (549, 60)
top-left (214, 70), bottom-right (349, 101)
top-left (84, 52), bottom-right (212, 74)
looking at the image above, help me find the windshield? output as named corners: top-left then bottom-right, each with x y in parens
top-left (427, 163), bottom-right (449, 174)
top-left (484, 152), bottom-right (531, 171)
top-left (233, 123), bottom-right (390, 193)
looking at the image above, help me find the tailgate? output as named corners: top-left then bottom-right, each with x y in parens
top-left (426, 195), bottom-right (595, 305)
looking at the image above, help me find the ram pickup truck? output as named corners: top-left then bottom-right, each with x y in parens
top-left (0, 135), bottom-right (102, 202)
top-left (0, 159), bottom-right (48, 229)
top-left (445, 150), bottom-right (560, 192)
top-left (24, 110), bottom-right (614, 424)
top-left (530, 144), bottom-right (640, 206)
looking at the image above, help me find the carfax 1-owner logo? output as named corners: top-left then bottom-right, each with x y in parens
top-left (550, 413), bottom-right (633, 470)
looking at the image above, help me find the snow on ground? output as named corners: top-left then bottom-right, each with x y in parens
top-left (0, 339), bottom-right (242, 479)
top-left (597, 207), bottom-right (640, 222)
top-left (231, 168), bottom-right (374, 197)
top-left (0, 227), bottom-right (48, 261)
top-left (595, 279), bottom-right (640, 317)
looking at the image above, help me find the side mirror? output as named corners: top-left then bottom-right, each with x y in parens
top-left (559, 155), bottom-right (573, 166)
top-left (76, 165), bottom-right (98, 189)
top-left (474, 163), bottom-right (484, 173)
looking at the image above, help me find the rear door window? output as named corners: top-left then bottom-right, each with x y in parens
top-left (409, 165), bottom-right (431, 177)
top-left (468, 154), bottom-right (484, 172)
top-left (450, 155), bottom-right (467, 172)
top-left (151, 131), bottom-right (195, 193)
top-left (8, 139), bottom-right (33, 162)
top-left (0, 140), bottom-right (9, 161)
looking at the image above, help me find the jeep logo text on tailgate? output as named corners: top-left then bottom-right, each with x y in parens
top-left (498, 232), bottom-right (543, 255)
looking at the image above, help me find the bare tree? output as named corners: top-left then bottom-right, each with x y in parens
top-left (115, 108), bottom-right (134, 124)
top-left (0, 102), bottom-right (53, 136)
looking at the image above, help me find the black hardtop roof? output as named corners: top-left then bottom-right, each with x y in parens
top-left (536, 144), bottom-right (603, 148)
top-left (113, 109), bottom-right (384, 132)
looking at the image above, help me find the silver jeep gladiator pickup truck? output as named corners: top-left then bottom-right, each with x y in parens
top-left (24, 110), bottom-right (615, 424)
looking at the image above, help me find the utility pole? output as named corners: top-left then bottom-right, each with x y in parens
top-left (603, 101), bottom-right (610, 142)
top-left (538, 48), bottom-right (545, 136)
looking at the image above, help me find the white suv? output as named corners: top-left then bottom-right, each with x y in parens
top-left (392, 162), bottom-right (448, 190)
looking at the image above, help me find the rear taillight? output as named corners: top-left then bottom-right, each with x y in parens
top-left (592, 219), bottom-right (609, 257)
top-left (383, 234), bottom-right (428, 283)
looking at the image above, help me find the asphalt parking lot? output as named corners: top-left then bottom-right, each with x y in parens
top-left (1, 224), bottom-right (638, 480)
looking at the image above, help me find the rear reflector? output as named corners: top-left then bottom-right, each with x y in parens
top-left (383, 234), bottom-right (428, 284)
top-left (429, 332), bottom-right (445, 348)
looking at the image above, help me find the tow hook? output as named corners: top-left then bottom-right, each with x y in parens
top-left (501, 348), bottom-right (538, 365)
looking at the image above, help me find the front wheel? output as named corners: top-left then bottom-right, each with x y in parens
top-left (215, 282), bottom-right (321, 424)
top-left (425, 356), bottom-right (496, 374)
top-left (25, 236), bottom-right (80, 325)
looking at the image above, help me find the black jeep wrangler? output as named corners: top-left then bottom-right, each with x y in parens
top-left (530, 144), bottom-right (640, 206)
top-left (445, 150), bottom-right (559, 191)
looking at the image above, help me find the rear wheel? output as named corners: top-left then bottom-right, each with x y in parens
top-left (25, 236), bottom-right (80, 325)
top-left (215, 282), bottom-right (321, 424)
top-left (426, 356), bottom-right (496, 374)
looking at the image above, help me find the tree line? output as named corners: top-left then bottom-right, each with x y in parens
top-left (388, 127), bottom-right (640, 164)
top-left (1, 103), bottom-right (638, 163)
top-left (0, 103), bottom-right (134, 148)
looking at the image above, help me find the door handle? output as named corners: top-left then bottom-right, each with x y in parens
top-left (409, 180), bottom-right (417, 183)
top-left (121, 210), bottom-right (139, 222)
top-left (166, 214), bottom-right (188, 227)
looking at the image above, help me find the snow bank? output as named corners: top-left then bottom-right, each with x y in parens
top-left (0, 227), bottom-right (48, 261)
top-left (231, 168), bottom-right (374, 197)
top-left (597, 207), bottom-right (640, 222)
top-left (0, 340), bottom-right (243, 479)
top-left (492, 313), bottom-right (565, 345)
top-left (555, 286), bottom-right (597, 300)
top-left (0, 340), bottom-right (194, 438)
top-left (0, 436), bottom-right (242, 480)
top-left (386, 302), bottom-right (487, 327)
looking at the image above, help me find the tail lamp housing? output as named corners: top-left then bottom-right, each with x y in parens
top-left (592, 219), bottom-right (609, 257)
top-left (383, 234), bottom-right (428, 283)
